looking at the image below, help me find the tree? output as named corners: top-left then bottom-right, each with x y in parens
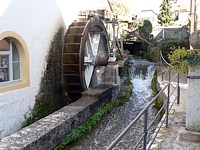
top-left (138, 20), bottom-right (153, 40)
top-left (109, 0), bottom-right (130, 19)
top-left (158, 0), bottom-right (174, 27)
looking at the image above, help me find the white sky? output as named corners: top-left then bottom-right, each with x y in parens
top-left (123, 0), bottom-right (190, 15)
top-left (124, 0), bottom-right (162, 14)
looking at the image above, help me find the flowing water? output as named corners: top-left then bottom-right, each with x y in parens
top-left (66, 57), bottom-right (159, 150)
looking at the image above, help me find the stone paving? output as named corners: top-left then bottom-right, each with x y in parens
top-left (150, 75), bottom-right (200, 150)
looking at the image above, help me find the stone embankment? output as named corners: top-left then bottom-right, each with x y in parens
top-left (0, 85), bottom-right (118, 150)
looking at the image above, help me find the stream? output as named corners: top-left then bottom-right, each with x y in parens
top-left (65, 56), bottom-right (159, 150)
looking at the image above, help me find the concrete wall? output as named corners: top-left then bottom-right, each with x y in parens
top-left (186, 65), bottom-right (200, 132)
top-left (152, 26), bottom-right (189, 40)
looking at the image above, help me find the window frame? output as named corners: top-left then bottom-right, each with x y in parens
top-left (0, 39), bottom-right (21, 84)
top-left (0, 31), bottom-right (30, 93)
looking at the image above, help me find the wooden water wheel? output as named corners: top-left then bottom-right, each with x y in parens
top-left (63, 16), bottom-right (110, 100)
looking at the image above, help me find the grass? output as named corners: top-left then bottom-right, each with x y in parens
top-left (54, 64), bottom-right (133, 150)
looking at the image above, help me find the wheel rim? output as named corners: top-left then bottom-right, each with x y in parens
top-left (63, 17), bottom-right (109, 100)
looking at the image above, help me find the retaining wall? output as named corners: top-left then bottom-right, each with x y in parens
top-left (0, 85), bottom-right (115, 150)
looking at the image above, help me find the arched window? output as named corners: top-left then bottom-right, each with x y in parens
top-left (0, 39), bottom-right (20, 82)
top-left (0, 31), bottom-right (30, 92)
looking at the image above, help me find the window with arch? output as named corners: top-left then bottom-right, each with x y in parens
top-left (0, 32), bottom-right (30, 93)
top-left (0, 38), bottom-right (20, 83)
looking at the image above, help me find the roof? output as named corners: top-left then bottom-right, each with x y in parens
top-left (138, 9), bottom-right (158, 16)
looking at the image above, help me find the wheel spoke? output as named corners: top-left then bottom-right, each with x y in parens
top-left (90, 33), bottom-right (100, 56)
top-left (84, 33), bottom-right (101, 88)
top-left (85, 65), bottom-right (94, 88)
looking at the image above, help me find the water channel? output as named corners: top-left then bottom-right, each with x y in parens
top-left (66, 56), bottom-right (159, 150)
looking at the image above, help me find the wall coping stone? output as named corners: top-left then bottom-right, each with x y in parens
top-left (0, 85), bottom-right (114, 150)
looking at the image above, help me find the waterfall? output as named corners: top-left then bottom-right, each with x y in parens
top-left (129, 58), bottom-right (155, 109)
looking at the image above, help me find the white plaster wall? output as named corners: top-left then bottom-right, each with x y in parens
top-left (0, 0), bottom-right (110, 138)
top-left (0, 0), bottom-right (65, 138)
top-left (186, 65), bottom-right (200, 132)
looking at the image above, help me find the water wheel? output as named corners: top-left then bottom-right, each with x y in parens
top-left (63, 16), bottom-right (110, 100)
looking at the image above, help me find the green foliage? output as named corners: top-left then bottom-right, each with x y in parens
top-left (124, 63), bottom-right (131, 81)
top-left (138, 20), bottom-right (153, 40)
top-left (158, 38), bottom-right (189, 61)
top-left (110, 0), bottom-right (130, 18)
top-left (158, 0), bottom-right (174, 26)
top-left (128, 19), bottom-right (143, 31)
top-left (187, 50), bottom-right (200, 64)
top-left (168, 47), bottom-right (189, 73)
top-left (145, 46), bottom-right (160, 63)
top-left (186, 20), bottom-right (191, 34)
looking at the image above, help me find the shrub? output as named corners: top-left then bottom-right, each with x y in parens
top-left (158, 38), bottom-right (189, 61)
top-left (168, 47), bottom-right (189, 73)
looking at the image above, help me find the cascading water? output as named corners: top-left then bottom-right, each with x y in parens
top-left (129, 58), bottom-right (156, 110)
top-left (65, 57), bottom-right (158, 150)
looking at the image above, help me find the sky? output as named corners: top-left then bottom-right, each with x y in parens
top-left (123, 0), bottom-right (190, 15)
top-left (124, 0), bottom-right (162, 14)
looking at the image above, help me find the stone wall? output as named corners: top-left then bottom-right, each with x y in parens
top-left (0, 85), bottom-right (115, 150)
top-left (153, 26), bottom-right (189, 40)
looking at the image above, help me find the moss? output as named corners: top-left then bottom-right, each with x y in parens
top-left (53, 84), bottom-right (132, 150)
top-left (24, 27), bottom-right (70, 126)
top-left (151, 72), bottom-right (158, 96)
top-left (144, 46), bottom-right (160, 63)
top-left (124, 62), bottom-right (131, 82)
top-left (53, 63), bottom-right (133, 150)
top-left (151, 71), bottom-right (165, 117)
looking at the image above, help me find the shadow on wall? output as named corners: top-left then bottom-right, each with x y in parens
top-left (24, 27), bottom-right (70, 126)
